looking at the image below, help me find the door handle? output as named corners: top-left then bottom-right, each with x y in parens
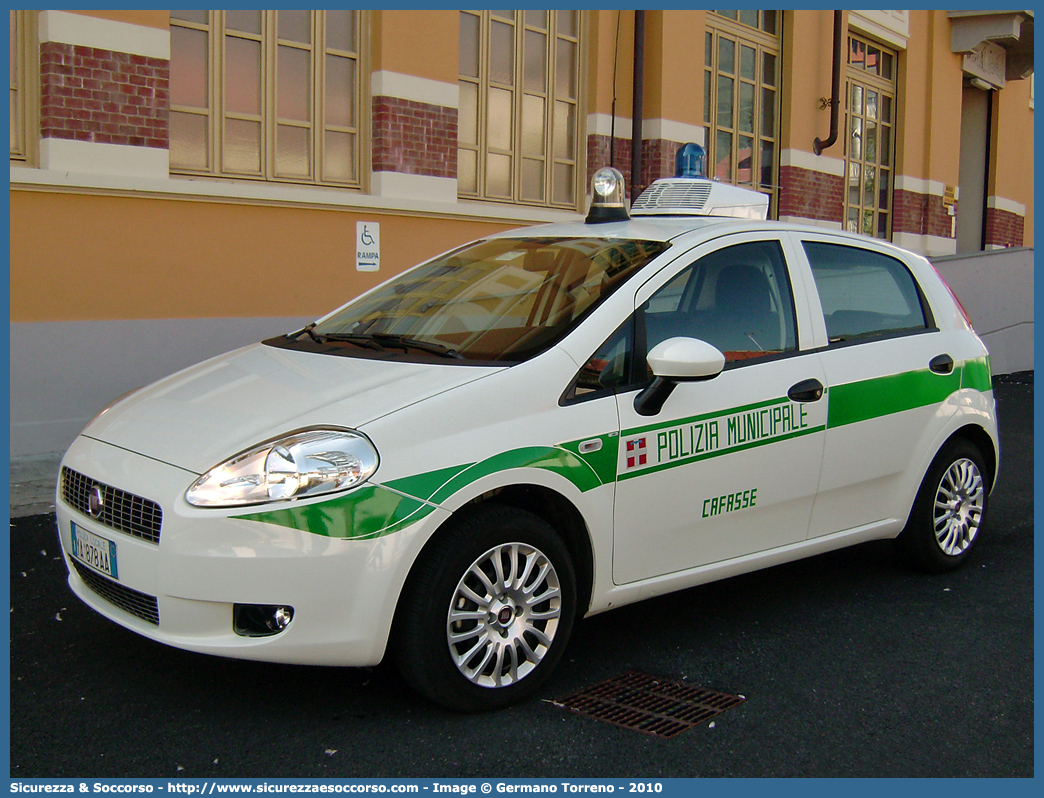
top-left (929, 354), bottom-right (955, 375)
top-left (788, 378), bottom-right (824, 403)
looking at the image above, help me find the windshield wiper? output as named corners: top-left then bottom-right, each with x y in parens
top-left (317, 332), bottom-right (385, 350)
top-left (295, 326), bottom-right (464, 359)
top-left (321, 332), bottom-right (462, 358)
top-left (288, 323), bottom-right (323, 344)
top-left (368, 333), bottom-right (464, 359)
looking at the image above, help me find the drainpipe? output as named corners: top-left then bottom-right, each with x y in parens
top-left (630, 10), bottom-right (645, 200)
top-left (814, 10), bottom-right (844, 155)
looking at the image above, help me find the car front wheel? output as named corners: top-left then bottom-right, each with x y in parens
top-left (394, 504), bottom-right (576, 711)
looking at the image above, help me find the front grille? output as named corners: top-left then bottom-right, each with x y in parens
top-left (61, 467), bottom-right (163, 544)
top-left (552, 671), bottom-right (746, 738)
top-left (71, 559), bottom-right (160, 626)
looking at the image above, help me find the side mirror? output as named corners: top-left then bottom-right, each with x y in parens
top-left (647, 337), bottom-right (726, 381)
top-left (634, 337), bottom-right (725, 416)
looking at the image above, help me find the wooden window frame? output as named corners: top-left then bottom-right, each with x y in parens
top-left (458, 10), bottom-right (584, 210)
top-left (705, 12), bottom-right (780, 217)
top-left (10, 9), bottom-right (38, 165)
top-left (169, 10), bottom-right (366, 189)
top-left (843, 33), bottom-right (897, 240)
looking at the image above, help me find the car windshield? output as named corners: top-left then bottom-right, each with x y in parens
top-left (309, 237), bottom-right (671, 363)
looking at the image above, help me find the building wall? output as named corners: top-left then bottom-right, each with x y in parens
top-left (9, 9), bottom-right (1035, 458)
top-left (988, 77), bottom-right (1035, 248)
top-left (932, 248), bottom-right (1034, 375)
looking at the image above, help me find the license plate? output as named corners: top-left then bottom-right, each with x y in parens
top-left (70, 522), bottom-right (118, 579)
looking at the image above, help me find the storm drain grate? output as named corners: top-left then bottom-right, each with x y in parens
top-left (551, 671), bottom-right (745, 738)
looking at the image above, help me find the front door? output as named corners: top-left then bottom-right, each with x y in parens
top-left (611, 236), bottom-right (827, 585)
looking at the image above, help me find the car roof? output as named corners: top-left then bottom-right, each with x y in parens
top-left (487, 215), bottom-right (929, 262)
top-left (485, 216), bottom-right (732, 243)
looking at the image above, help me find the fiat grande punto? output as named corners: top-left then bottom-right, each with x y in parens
top-left (56, 163), bottom-right (998, 711)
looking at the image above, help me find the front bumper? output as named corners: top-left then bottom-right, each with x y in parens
top-left (56, 435), bottom-right (447, 666)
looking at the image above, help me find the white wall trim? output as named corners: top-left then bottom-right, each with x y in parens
top-left (39, 10), bottom-right (169, 60)
top-left (894, 175), bottom-right (947, 197)
top-left (371, 71), bottom-right (459, 109)
top-left (779, 148), bottom-right (846, 177)
top-left (987, 195), bottom-right (1027, 216)
top-left (587, 114), bottom-right (705, 146)
top-left (370, 171), bottom-right (457, 204)
top-left (10, 166), bottom-right (582, 226)
top-left (849, 11), bottom-right (911, 50)
top-left (39, 138), bottom-right (169, 179)
top-left (588, 113), bottom-right (632, 139)
top-left (642, 119), bottom-right (705, 146)
top-left (778, 216), bottom-right (843, 230)
top-left (892, 232), bottom-right (958, 257)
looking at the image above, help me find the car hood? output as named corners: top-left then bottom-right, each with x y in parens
top-left (81, 342), bottom-right (502, 473)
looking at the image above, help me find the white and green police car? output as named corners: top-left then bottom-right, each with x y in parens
top-left (57, 158), bottom-right (998, 712)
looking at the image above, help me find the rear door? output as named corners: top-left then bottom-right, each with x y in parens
top-left (794, 235), bottom-right (962, 538)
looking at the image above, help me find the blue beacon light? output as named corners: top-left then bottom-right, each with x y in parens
top-left (675, 142), bottom-right (707, 178)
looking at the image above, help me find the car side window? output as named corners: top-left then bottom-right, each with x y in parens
top-left (803, 241), bottom-right (929, 343)
top-left (642, 240), bottom-right (798, 365)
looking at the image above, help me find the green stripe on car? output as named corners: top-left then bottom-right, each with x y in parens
top-left (232, 484), bottom-right (436, 540)
top-left (961, 356), bottom-right (992, 392)
top-left (827, 365), bottom-right (963, 429)
top-left (235, 359), bottom-right (988, 538)
top-left (233, 446), bottom-right (607, 538)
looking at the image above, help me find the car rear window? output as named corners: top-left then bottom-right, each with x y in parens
top-left (803, 241), bottom-right (929, 343)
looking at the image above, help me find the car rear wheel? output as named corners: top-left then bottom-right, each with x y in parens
top-left (394, 503), bottom-right (576, 711)
top-left (897, 439), bottom-right (988, 572)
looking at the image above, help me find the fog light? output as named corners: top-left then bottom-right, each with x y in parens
top-left (233, 603), bottom-right (295, 637)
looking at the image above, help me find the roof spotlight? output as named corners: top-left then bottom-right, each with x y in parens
top-left (585, 167), bottom-right (630, 224)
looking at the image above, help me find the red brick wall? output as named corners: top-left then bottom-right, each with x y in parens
top-left (640, 138), bottom-right (680, 194)
top-left (777, 164), bottom-right (844, 224)
top-left (587, 134), bottom-right (632, 195)
top-left (40, 41), bottom-right (168, 149)
top-left (372, 96), bottom-right (457, 179)
top-left (984, 206), bottom-right (1025, 248)
top-left (892, 189), bottom-right (953, 238)
top-left (586, 134), bottom-right (679, 200)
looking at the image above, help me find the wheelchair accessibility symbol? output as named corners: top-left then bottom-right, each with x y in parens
top-left (356, 221), bottom-right (380, 272)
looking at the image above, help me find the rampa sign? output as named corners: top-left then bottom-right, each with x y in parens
top-left (356, 222), bottom-right (380, 272)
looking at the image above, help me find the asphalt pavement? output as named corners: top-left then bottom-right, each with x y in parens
top-left (8, 377), bottom-right (1033, 778)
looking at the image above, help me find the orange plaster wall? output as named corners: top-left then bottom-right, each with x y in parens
top-left (991, 78), bottom-right (1035, 245)
top-left (588, 10), bottom-right (633, 118)
top-left (372, 10), bottom-right (458, 85)
top-left (10, 192), bottom-right (514, 323)
top-left (900, 10), bottom-right (963, 186)
top-left (779, 11), bottom-right (835, 153)
top-left (896, 12), bottom-right (929, 177)
top-left (642, 11), bottom-right (703, 127)
top-left (925, 12), bottom-right (964, 185)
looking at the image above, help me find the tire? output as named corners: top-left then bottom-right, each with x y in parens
top-left (393, 503), bottom-right (577, 712)
top-left (896, 439), bottom-right (988, 573)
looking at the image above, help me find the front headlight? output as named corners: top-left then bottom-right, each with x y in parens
top-left (185, 428), bottom-right (379, 508)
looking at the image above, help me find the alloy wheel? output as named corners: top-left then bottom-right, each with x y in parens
top-left (446, 542), bottom-right (562, 688)
top-left (933, 457), bottom-right (985, 556)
